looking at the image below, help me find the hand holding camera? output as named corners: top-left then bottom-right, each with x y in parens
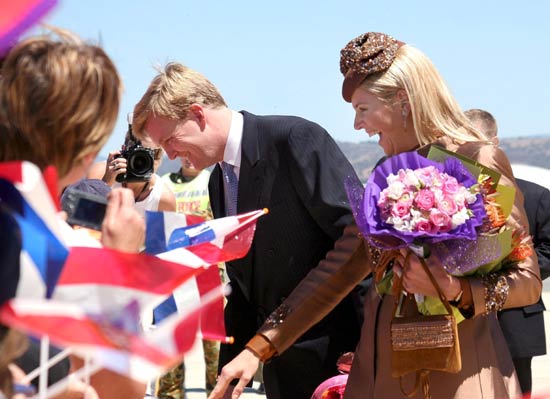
top-left (103, 150), bottom-right (128, 185)
top-left (103, 115), bottom-right (155, 184)
top-left (113, 143), bottom-right (155, 183)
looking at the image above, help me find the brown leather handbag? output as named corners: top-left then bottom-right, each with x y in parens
top-left (390, 252), bottom-right (462, 398)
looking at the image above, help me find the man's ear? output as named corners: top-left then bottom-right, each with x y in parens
top-left (189, 103), bottom-right (206, 128)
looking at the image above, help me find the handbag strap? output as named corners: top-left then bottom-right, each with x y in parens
top-left (391, 250), bottom-right (453, 399)
top-left (392, 250), bottom-right (454, 316)
top-left (400, 371), bottom-right (431, 399)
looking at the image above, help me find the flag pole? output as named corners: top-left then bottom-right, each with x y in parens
top-left (83, 353), bottom-right (91, 386)
top-left (22, 347), bottom-right (72, 384)
top-left (38, 335), bottom-right (50, 399)
top-left (30, 358), bottom-right (102, 399)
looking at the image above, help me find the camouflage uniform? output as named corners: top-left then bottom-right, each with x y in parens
top-left (155, 363), bottom-right (185, 399)
top-left (203, 339), bottom-right (220, 395)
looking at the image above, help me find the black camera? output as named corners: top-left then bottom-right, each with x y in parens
top-left (114, 144), bottom-right (155, 183)
top-left (115, 116), bottom-right (155, 183)
top-left (63, 190), bottom-right (107, 231)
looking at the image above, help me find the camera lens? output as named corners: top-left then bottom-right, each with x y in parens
top-left (128, 150), bottom-right (154, 176)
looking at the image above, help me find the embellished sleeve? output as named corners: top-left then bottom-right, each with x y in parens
top-left (245, 224), bottom-right (377, 359)
top-left (461, 143), bottom-right (542, 317)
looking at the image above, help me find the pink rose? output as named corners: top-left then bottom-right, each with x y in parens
top-left (415, 166), bottom-right (438, 186)
top-left (437, 194), bottom-right (459, 215)
top-left (391, 202), bottom-right (411, 218)
top-left (429, 209), bottom-right (452, 232)
top-left (414, 189), bottom-right (435, 211)
top-left (442, 176), bottom-right (460, 194)
top-left (414, 219), bottom-right (436, 234)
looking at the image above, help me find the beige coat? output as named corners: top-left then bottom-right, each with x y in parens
top-left (259, 138), bottom-right (542, 399)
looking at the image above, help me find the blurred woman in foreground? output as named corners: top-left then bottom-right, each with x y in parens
top-left (0, 27), bottom-right (145, 399)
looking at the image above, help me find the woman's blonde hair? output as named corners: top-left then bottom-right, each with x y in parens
top-left (133, 62), bottom-right (226, 138)
top-left (361, 45), bottom-right (486, 146)
top-left (0, 27), bottom-right (122, 178)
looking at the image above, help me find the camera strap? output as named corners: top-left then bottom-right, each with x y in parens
top-left (123, 180), bottom-right (151, 203)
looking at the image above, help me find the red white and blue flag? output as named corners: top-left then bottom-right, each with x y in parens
top-left (53, 247), bottom-right (202, 317)
top-left (145, 209), bottom-right (266, 340)
top-left (146, 209), bottom-right (266, 267)
top-left (0, 161), bottom-right (266, 381)
top-left (0, 161), bottom-right (67, 299)
top-left (0, 295), bottom-right (224, 381)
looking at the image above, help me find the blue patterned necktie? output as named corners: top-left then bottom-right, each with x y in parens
top-left (221, 161), bottom-right (238, 216)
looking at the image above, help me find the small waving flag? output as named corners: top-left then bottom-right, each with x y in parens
top-left (0, 298), bottom-right (179, 380)
top-left (53, 247), bottom-right (202, 316)
top-left (0, 283), bottom-right (225, 383)
top-left (146, 209), bottom-right (267, 266)
top-left (146, 209), bottom-right (267, 340)
top-left (0, 161), bottom-right (67, 298)
top-left (0, 160), bottom-right (267, 385)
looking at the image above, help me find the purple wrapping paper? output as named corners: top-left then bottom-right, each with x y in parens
top-left (345, 151), bottom-right (487, 250)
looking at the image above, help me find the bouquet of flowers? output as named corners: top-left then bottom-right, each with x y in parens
top-left (345, 146), bottom-right (532, 321)
top-left (376, 161), bottom-right (481, 238)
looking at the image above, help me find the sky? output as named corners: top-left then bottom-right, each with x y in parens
top-left (32, 0), bottom-right (550, 156)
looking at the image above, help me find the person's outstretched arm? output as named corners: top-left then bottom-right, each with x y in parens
top-left (210, 224), bottom-right (378, 399)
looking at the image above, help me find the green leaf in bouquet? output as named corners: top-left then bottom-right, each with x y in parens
top-left (376, 269), bottom-right (394, 296)
top-left (496, 183), bottom-right (515, 219)
top-left (424, 145), bottom-right (501, 187)
top-left (417, 295), bottom-right (465, 324)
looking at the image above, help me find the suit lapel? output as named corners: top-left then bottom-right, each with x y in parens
top-left (208, 164), bottom-right (226, 219)
top-left (210, 112), bottom-right (267, 220)
top-left (237, 111), bottom-right (267, 213)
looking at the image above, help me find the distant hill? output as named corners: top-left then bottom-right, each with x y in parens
top-left (498, 136), bottom-right (550, 169)
top-left (156, 135), bottom-right (550, 181)
top-left (337, 136), bottom-right (550, 182)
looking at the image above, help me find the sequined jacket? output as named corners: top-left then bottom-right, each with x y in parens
top-left (252, 137), bottom-right (542, 399)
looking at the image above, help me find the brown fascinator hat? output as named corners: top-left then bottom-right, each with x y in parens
top-left (340, 32), bottom-right (404, 102)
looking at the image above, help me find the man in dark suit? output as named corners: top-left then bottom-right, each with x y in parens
top-left (466, 109), bottom-right (550, 396)
top-left (133, 63), bottom-right (362, 399)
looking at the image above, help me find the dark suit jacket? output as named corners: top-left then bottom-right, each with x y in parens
top-left (498, 178), bottom-right (550, 358)
top-left (209, 111), bottom-right (362, 372)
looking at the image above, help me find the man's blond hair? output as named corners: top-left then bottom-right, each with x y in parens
top-left (133, 63), bottom-right (226, 138)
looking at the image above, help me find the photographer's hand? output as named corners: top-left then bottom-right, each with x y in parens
top-left (101, 188), bottom-right (144, 252)
top-left (103, 151), bottom-right (127, 185)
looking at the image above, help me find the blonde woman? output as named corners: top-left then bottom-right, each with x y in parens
top-left (210, 32), bottom-right (542, 399)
